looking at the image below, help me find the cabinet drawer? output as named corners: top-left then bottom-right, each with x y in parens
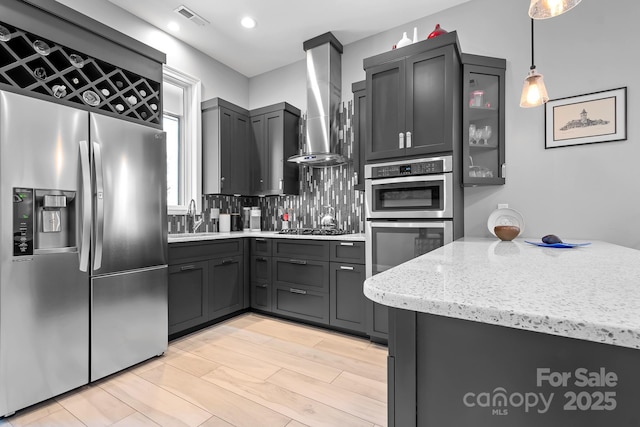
top-left (273, 239), bottom-right (329, 261)
top-left (330, 241), bottom-right (365, 264)
top-left (251, 256), bottom-right (272, 283)
top-left (251, 238), bottom-right (272, 256)
top-left (272, 286), bottom-right (329, 324)
top-left (273, 257), bottom-right (329, 293)
top-left (251, 282), bottom-right (272, 312)
top-left (169, 239), bottom-right (243, 263)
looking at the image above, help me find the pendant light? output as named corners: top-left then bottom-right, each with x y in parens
top-left (529, 0), bottom-right (582, 19)
top-left (520, 18), bottom-right (549, 108)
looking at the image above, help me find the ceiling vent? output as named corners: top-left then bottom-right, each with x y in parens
top-left (173, 5), bottom-right (210, 26)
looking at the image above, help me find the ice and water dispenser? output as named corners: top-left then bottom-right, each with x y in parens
top-left (13, 187), bottom-right (77, 256)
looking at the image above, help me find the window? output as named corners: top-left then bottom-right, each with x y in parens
top-left (163, 65), bottom-right (202, 214)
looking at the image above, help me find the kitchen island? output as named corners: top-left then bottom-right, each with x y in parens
top-left (364, 237), bottom-right (640, 426)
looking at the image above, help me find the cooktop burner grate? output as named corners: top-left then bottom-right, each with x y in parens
top-left (278, 228), bottom-right (348, 236)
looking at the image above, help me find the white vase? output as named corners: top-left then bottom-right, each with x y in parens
top-left (413, 27), bottom-right (418, 43)
top-left (396, 32), bottom-right (412, 48)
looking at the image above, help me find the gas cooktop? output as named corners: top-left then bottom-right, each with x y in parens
top-left (278, 228), bottom-right (348, 236)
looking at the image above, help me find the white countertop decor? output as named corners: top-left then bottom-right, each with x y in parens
top-left (364, 237), bottom-right (640, 349)
top-left (168, 230), bottom-right (365, 243)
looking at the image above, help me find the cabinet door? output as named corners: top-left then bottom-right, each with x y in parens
top-left (367, 300), bottom-right (389, 343)
top-left (220, 108), bottom-right (250, 195)
top-left (366, 59), bottom-right (406, 161)
top-left (250, 114), bottom-right (267, 194)
top-left (405, 46), bottom-right (452, 155)
top-left (263, 111), bottom-right (283, 194)
top-left (329, 262), bottom-right (366, 333)
top-left (352, 82), bottom-right (366, 191)
top-left (209, 255), bottom-right (244, 319)
top-left (168, 261), bottom-right (208, 335)
top-left (463, 61), bottom-right (506, 186)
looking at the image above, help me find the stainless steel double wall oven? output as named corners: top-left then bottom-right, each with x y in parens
top-left (365, 156), bottom-right (463, 278)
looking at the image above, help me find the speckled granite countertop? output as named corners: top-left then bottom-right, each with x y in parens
top-left (169, 230), bottom-right (365, 243)
top-left (364, 237), bottom-right (640, 349)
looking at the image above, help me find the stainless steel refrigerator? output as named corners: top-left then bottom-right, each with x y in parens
top-left (0, 90), bottom-right (168, 417)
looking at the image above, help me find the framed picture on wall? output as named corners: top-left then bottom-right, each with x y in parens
top-left (545, 87), bottom-right (627, 149)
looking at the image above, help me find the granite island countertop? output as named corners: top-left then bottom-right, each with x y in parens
top-left (364, 237), bottom-right (640, 349)
top-left (169, 230), bottom-right (365, 243)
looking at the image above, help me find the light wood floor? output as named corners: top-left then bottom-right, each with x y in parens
top-left (1, 313), bottom-right (388, 427)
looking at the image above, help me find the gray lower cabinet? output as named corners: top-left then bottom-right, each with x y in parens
top-left (329, 262), bottom-right (367, 333)
top-left (367, 301), bottom-right (390, 342)
top-left (251, 255), bottom-right (272, 312)
top-left (250, 238), bottom-right (273, 312)
top-left (271, 240), bottom-right (330, 325)
top-left (168, 239), bottom-right (245, 337)
top-left (209, 255), bottom-right (244, 319)
top-left (272, 286), bottom-right (330, 324)
top-left (168, 260), bottom-right (208, 335)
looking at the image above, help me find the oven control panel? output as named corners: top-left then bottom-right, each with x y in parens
top-left (369, 156), bottom-right (451, 178)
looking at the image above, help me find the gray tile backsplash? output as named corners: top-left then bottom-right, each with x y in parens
top-left (169, 99), bottom-right (364, 234)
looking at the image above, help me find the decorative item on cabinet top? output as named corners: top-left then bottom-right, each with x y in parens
top-left (0, 21), bottom-right (161, 126)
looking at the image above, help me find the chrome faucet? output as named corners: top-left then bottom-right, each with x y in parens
top-left (186, 199), bottom-right (204, 233)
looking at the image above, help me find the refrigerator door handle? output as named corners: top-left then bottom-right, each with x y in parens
top-left (79, 140), bottom-right (91, 272)
top-left (92, 141), bottom-right (104, 271)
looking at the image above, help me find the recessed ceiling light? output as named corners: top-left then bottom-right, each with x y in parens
top-left (167, 21), bottom-right (180, 32)
top-left (240, 16), bottom-right (257, 29)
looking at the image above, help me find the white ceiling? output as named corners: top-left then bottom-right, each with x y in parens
top-left (103, 0), bottom-right (473, 77)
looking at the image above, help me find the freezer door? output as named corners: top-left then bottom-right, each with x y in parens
top-left (90, 114), bottom-right (167, 275)
top-left (90, 265), bottom-right (168, 381)
top-left (0, 91), bottom-right (89, 416)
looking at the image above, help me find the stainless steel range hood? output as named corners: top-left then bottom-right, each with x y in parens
top-left (288, 32), bottom-right (345, 167)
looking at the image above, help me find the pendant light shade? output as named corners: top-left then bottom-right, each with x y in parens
top-left (520, 19), bottom-right (549, 108)
top-left (520, 68), bottom-right (549, 107)
top-left (529, 0), bottom-right (582, 19)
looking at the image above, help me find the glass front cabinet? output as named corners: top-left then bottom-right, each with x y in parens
top-left (462, 54), bottom-right (506, 186)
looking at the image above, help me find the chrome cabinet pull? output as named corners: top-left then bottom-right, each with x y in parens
top-left (258, 283), bottom-right (268, 288)
top-left (399, 132), bottom-right (404, 149)
top-left (406, 131), bottom-right (412, 148)
top-left (340, 242), bottom-right (354, 246)
top-left (289, 288), bottom-right (307, 295)
top-left (180, 265), bottom-right (195, 271)
top-left (222, 258), bottom-right (235, 265)
top-left (340, 265), bottom-right (354, 270)
top-left (255, 238), bottom-right (267, 242)
top-left (288, 259), bottom-right (307, 265)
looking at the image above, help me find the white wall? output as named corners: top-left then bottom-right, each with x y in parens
top-left (251, 0), bottom-right (640, 249)
top-left (56, 0), bottom-right (640, 249)
top-left (55, 0), bottom-right (250, 107)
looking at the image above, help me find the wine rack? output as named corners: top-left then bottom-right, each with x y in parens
top-left (0, 21), bottom-right (161, 126)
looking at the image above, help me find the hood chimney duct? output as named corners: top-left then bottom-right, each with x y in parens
top-left (288, 32), bottom-right (345, 166)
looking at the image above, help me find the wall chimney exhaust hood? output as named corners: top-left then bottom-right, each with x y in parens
top-left (288, 32), bottom-right (345, 167)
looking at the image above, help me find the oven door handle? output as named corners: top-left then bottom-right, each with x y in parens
top-left (368, 173), bottom-right (448, 187)
top-left (368, 220), bottom-right (447, 229)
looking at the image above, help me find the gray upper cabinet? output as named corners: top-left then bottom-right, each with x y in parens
top-left (462, 54), bottom-right (506, 186)
top-left (364, 32), bottom-right (461, 162)
top-left (202, 98), bottom-right (251, 195)
top-left (351, 81), bottom-right (366, 191)
top-left (249, 102), bottom-right (300, 196)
